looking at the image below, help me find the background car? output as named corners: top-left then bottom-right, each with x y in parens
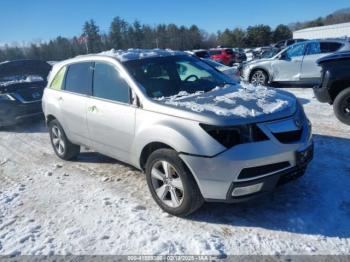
top-left (0, 59), bottom-right (52, 127)
top-left (313, 50), bottom-right (350, 125)
top-left (209, 48), bottom-right (235, 66)
top-left (241, 39), bottom-right (350, 86)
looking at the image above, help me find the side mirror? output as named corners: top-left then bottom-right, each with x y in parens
top-left (279, 53), bottom-right (289, 61)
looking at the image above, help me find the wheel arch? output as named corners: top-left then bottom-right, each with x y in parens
top-left (139, 142), bottom-right (175, 171)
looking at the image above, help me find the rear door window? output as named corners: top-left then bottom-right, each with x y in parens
top-left (305, 42), bottom-right (321, 55)
top-left (64, 62), bottom-right (93, 95)
top-left (92, 62), bottom-right (130, 103)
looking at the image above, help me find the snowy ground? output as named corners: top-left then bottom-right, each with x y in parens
top-left (0, 88), bottom-right (350, 256)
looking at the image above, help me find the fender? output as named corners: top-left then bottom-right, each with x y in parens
top-left (132, 116), bottom-right (225, 169)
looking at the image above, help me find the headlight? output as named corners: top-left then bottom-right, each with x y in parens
top-left (0, 93), bottom-right (15, 101)
top-left (200, 123), bottom-right (268, 148)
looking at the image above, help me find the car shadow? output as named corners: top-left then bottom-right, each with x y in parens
top-left (187, 134), bottom-right (350, 238)
top-left (76, 151), bottom-right (140, 172)
top-left (77, 152), bottom-right (118, 164)
top-left (0, 117), bottom-right (47, 133)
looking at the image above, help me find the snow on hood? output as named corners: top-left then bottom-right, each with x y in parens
top-left (156, 83), bottom-right (295, 118)
top-left (99, 48), bottom-right (187, 62)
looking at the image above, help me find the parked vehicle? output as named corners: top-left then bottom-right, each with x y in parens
top-left (186, 49), bottom-right (211, 59)
top-left (313, 51), bottom-right (350, 125)
top-left (0, 59), bottom-right (52, 127)
top-left (201, 58), bottom-right (240, 82)
top-left (231, 49), bottom-right (247, 63)
top-left (241, 39), bottom-right (350, 86)
top-left (43, 49), bottom-right (313, 216)
top-left (209, 48), bottom-right (235, 66)
top-left (273, 39), bottom-right (306, 51)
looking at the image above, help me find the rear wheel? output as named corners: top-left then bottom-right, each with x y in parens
top-left (250, 69), bottom-right (268, 86)
top-left (145, 149), bottom-right (204, 217)
top-left (333, 87), bottom-right (350, 125)
top-left (48, 120), bottom-right (80, 160)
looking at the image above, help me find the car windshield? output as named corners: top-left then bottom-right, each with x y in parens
top-left (123, 55), bottom-right (234, 98)
top-left (260, 49), bottom-right (279, 59)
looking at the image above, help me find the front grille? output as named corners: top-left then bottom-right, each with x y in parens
top-left (273, 129), bottom-right (303, 144)
top-left (238, 161), bottom-right (290, 180)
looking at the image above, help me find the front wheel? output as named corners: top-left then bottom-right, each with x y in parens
top-left (250, 69), bottom-right (268, 86)
top-left (333, 87), bottom-right (350, 125)
top-left (145, 149), bottom-right (204, 217)
top-left (48, 120), bottom-right (80, 160)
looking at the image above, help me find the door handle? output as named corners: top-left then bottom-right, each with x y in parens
top-left (88, 105), bottom-right (98, 112)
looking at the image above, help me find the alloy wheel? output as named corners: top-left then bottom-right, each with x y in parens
top-left (251, 71), bottom-right (266, 86)
top-left (51, 125), bottom-right (65, 155)
top-left (150, 160), bottom-right (184, 208)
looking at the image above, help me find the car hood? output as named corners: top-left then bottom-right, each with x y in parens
top-left (0, 60), bottom-right (52, 79)
top-left (245, 58), bottom-right (273, 66)
top-left (152, 83), bottom-right (297, 126)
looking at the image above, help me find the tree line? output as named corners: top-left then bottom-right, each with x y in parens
top-left (0, 17), bottom-right (292, 62)
top-left (0, 8), bottom-right (349, 62)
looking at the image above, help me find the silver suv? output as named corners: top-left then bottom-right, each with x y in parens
top-left (242, 39), bottom-right (350, 86)
top-left (43, 49), bottom-right (313, 216)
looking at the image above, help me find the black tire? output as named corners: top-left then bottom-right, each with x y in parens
top-left (250, 69), bottom-right (268, 86)
top-left (145, 149), bottom-right (204, 217)
top-left (333, 87), bottom-right (350, 125)
top-left (48, 119), bottom-right (80, 160)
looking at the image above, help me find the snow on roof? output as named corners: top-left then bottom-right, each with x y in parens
top-left (99, 48), bottom-right (187, 62)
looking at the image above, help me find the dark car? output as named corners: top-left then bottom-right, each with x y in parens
top-left (0, 59), bottom-right (52, 127)
top-left (313, 51), bottom-right (350, 125)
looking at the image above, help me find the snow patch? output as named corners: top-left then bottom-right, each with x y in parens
top-left (157, 84), bottom-right (292, 117)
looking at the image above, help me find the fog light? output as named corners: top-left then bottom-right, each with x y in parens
top-left (232, 183), bottom-right (263, 197)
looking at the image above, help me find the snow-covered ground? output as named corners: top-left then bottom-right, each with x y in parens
top-left (1, 88), bottom-right (350, 256)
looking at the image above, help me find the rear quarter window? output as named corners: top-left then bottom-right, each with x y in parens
top-left (320, 42), bottom-right (343, 53)
top-left (50, 66), bottom-right (67, 90)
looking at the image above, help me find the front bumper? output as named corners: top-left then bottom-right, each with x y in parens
top-left (179, 116), bottom-right (313, 201)
top-left (0, 100), bottom-right (43, 127)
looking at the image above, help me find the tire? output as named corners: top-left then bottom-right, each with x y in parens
top-left (250, 69), bottom-right (268, 86)
top-left (145, 149), bottom-right (204, 217)
top-left (48, 119), bottom-right (80, 160)
top-left (333, 88), bottom-right (350, 125)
